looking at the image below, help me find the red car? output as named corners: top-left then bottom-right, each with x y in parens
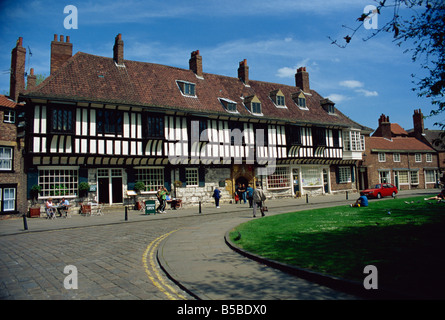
top-left (360, 183), bottom-right (398, 199)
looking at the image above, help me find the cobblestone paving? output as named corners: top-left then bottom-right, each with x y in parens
top-left (0, 216), bottom-right (209, 300)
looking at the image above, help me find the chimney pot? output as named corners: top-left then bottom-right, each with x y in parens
top-left (50, 34), bottom-right (73, 74)
top-left (295, 67), bottom-right (310, 92)
top-left (189, 50), bottom-right (203, 77)
top-left (238, 59), bottom-right (249, 85)
top-left (413, 108), bottom-right (425, 136)
top-left (113, 33), bottom-right (124, 65)
top-left (9, 37), bottom-right (26, 101)
top-left (27, 67), bottom-right (37, 91)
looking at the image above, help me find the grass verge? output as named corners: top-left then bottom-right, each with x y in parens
top-left (229, 196), bottom-right (445, 299)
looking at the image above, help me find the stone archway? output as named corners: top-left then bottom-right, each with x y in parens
top-left (230, 164), bottom-right (256, 199)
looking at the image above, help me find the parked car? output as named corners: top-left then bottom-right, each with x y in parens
top-left (360, 183), bottom-right (398, 199)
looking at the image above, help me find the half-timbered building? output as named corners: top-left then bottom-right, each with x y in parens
top-left (16, 34), bottom-right (372, 206)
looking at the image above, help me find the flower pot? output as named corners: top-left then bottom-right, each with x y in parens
top-left (29, 207), bottom-right (41, 218)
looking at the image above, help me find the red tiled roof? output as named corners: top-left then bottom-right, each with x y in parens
top-left (390, 123), bottom-right (408, 136)
top-left (0, 95), bottom-right (22, 108)
top-left (22, 52), bottom-right (367, 129)
top-left (368, 136), bottom-right (435, 152)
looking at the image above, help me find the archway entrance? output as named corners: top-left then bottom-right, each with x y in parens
top-left (230, 164), bottom-right (255, 201)
top-left (235, 176), bottom-right (248, 188)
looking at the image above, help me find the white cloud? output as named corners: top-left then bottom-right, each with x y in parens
top-left (355, 88), bottom-right (379, 97)
top-left (327, 94), bottom-right (350, 103)
top-left (340, 80), bottom-right (364, 89)
top-left (339, 80), bottom-right (378, 97)
top-left (276, 67), bottom-right (295, 78)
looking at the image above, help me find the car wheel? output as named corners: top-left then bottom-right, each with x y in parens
top-left (392, 192), bottom-right (396, 197)
top-left (377, 193), bottom-right (382, 199)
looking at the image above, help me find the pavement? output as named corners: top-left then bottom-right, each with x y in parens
top-left (0, 189), bottom-right (436, 300)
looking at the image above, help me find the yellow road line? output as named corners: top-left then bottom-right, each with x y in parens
top-left (142, 229), bottom-right (187, 300)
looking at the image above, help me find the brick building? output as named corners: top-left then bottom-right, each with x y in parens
top-left (408, 109), bottom-right (445, 174)
top-left (360, 113), bottom-right (439, 191)
top-left (0, 95), bottom-right (27, 215)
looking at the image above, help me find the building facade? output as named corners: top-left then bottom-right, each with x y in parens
top-left (15, 34), bottom-right (372, 206)
top-left (360, 114), bottom-right (440, 191)
top-left (0, 95), bottom-right (27, 215)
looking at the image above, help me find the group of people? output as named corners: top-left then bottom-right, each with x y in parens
top-left (234, 184), bottom-right (255, 208)
top-left (156, 186), bottom-right (169, 213)
top-left (45, 197), bottom-right (70, 218)
top-left (212, 182), bottom-right (267, 217)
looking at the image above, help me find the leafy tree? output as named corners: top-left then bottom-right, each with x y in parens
top-left (329, 0), bottom-right (445, 143)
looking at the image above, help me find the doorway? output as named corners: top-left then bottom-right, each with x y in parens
top-left (97, 168), bottom-right (123, 205)
top-left (292, 168), bottom-right (300, 196)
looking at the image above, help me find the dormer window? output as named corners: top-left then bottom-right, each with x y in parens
top-left (244, 95), bottom-right (262, 115)
top-left (176, 80), bottom-right (196, 97)
top-left (219, 98), bottom-right (238, 113)
top-left (292, 92), bottom-right (307, 110)
top-left (320, 98), bottom-right (335, 114)
top-left (270, 89), bottom-right (286, 108)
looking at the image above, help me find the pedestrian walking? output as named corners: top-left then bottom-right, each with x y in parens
top-left (246, 184), bottom-right (253, 208)
top-left (212, 187), bottom-right (221, 208)
top-left (241, 184), bottom-right (247, 204)
top-left (252, 182), bottom-right (266, 217)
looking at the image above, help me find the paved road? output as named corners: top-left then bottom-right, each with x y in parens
top-left (0, 189), bottom-right (434, 300)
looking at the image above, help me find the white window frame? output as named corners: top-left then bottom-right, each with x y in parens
top-left (3, 110), bottom-right (15, 123)
top-left (136, 167), bottom-right (165, 193)
top-left (397, 170), bottom-right (409, 184)
top-left (379, 170), bottom-right (391, 184)
top-left (185, 168), bottom-right (199, 187)
top-left (0, 147), bottom-right (13, 171)
top-left (176, 80), bottom-right (197, 97)
top-left (2, 188), bottom-right (16, 211)
top-left (425, 170), bottom-right (437, 184)
top-left (343, 130), bottom-right (365, 151)
top-left (378, 152), bottom-right (386, 162)
top-left (393, 153), bottom-right (400, 162)
top-left (415, 153), bottom-right (421, 162)
top-left (338, 166), bottom-right (352, 183)
top-left (426, 153), bottom-right (432, 162)
top-left (38, 166), bottom-right (79, 199)
top-left (410, 170), bottom-right (419, 185)
top-left (267, 166), bottom-right (291, 189)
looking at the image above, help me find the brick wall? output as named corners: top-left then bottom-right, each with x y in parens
top-left (0, 108), bottom-right (27, 215)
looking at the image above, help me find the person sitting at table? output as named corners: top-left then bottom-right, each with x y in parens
top-left (45, 198), bottom-right (56, 219)
top-left (57, 197), bottom-right (70, 217)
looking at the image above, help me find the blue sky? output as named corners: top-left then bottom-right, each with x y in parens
top-left (0, 0), bottom-right (441, 132)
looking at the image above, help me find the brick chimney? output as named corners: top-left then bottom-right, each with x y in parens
top-left (295, 67), bottom-right (310, 92)
top-left (238, 59), bottom-right (249, 85)
top-left (51, 34), bottom-right (73, 74)
top-left (189, 50), bottom-right (203, 77)
top-left (113, 33), bottom-right (124, 65)
top-left (9, 37), bottom-right (26, 102)
top-left (378, 114), bottom-right (392, 139)
top-left (413, 109), bottom-right (425, 136)
top-left (26, 68), bottom-right (37, 91)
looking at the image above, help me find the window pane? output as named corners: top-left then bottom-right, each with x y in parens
top-left (267, 167), bottom-right (290, 189)
top-left (136, 167), bottom-right (164, 192)
top-left (39, 168), bottom-right (78, 197)
top-left (302, 167), bottom-right (322, 186)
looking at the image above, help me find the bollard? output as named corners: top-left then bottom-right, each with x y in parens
top-left (199, 201), bottom-right (202, 214)
top-left (346, 191), bottom-right (349, 200)
top-left (306, 194), bottom-right (309, 203)
top-left (23, 213), bottom-right (28, 231)
top-left (125, 206), bottom-right (128, 221)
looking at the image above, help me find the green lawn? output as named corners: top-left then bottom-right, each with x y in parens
top-left (229, 196), bottom-right (445, 299)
